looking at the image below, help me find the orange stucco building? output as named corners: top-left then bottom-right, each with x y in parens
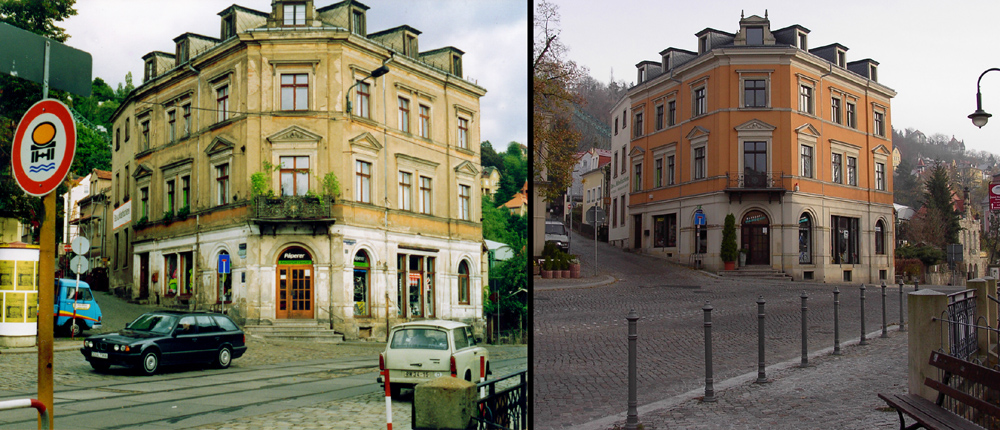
top-left (625, 12), bottom-right (895, 282)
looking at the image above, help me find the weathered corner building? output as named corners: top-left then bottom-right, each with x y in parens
top-left (107, 0), bottom-right (487, 339)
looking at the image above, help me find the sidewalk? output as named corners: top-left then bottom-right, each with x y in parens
top-left (0, 340), bottom-right (82, 355)
top-left (534, 274), bottom-right (617, 291)
top-left (581, 327), bottom-right (907, 430)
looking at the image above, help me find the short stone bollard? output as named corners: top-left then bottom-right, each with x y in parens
top-left (881, 281), bottom-right (889, 338)
top-left (625, 309), bottom-right (639, 430)
top-left (413, 377), bottom-right (477, 430)
top-left (833, 287), bottom-right (841, 355)
top-left (702, 301), bottom-right (715, 402)
top-left (756, 296), bottom-right (767, 383)
top-left (898, 279), bottom-right (906, 332)
top-left (800, 291), bottom-right (808, 367)
top-left (859, 284), bottom-right (868, 346)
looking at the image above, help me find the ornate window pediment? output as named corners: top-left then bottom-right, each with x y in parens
top-left (267, 125), bottom-right (322, 145)
top-left (454, 160), bottom-right (479, 177)
top-left (349, 132), bottom-right (383, 156)
top-left (205, 136), bottom-right (236, 156)
top-left (686, 125), bottom-right (711, 140)
top-left (735, 119), bottom-right (776, 132)
top-left (872, 144), bottom-right (891, 156)
top-left (795, 123), bottom-right (820, 138)
top-left (133, 164), bottom-right (153, 179)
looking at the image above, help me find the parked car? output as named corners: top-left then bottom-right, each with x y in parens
top-left (80, 311), bottom-right (246, 375)
top-left (55, 278), bottom-right (102, 336)
top-left (545, 220), bottom-right (570, 252)
top-left (378, 320), bottom-right (489, 398)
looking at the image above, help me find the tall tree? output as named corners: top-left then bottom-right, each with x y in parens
top-left (533, 0), bottom-right (583, 202)
top-left (923, 164), bottom-right (961, 245)
top-left (495, 142), bottom-right (526, 206)
top-left (893, 157), bottom-right (920, 208)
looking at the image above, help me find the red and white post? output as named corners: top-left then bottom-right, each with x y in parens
top-left (383, 370), bottom-right (393, 430)
top-left (479, 356), bottom-right (486, 398)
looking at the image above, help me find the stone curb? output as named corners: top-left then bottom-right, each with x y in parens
top-left (0, 341), bottom-right (83, 355)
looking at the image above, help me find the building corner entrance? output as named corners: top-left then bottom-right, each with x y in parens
top-left (276, 246), bottom-right (314, 319)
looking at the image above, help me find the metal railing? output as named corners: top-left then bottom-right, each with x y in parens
top-left (472, 370), bottom-right (527, 430)
top-left (252, 195), bottom-right (334, 220)
top-left (946, 289), bottom-right (978, 360)
top-left (0, 398), bottom-right (49, 429)
top-left (726, 171), bottom-right (784, 189)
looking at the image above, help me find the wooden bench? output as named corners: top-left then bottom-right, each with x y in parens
top-left (878, 351), bottom-right (1000, 430)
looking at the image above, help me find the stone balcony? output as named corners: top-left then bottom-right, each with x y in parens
top-left (251, 195), bottom-right (336, 235)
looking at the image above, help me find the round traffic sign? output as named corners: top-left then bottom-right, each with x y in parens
top-left (11, 99), bottom-right (77, 196)
top-left (70, 255), bottom-right (89, 274)
top-left (71, 236), bottom-right (90, 255)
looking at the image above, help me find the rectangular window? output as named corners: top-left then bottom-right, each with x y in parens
top-left (167, 110), bottom-right (176, 143)
top-left (458, 117), bottom-right (469, 149)
top-left (182, 103), bottom-right (191, 137)
top-left (216, 163), bottom-right (230, 205)
top-left (356, 81), bottom-right (370, 118)
top-left (280, 156), bottom-right (309, 196)
top-left (832, 215), bottom-right (860, 264)
top-left (176, 40), bottom-right (188, 63)
top-left (181, 175), bottom-right (190, 209)
top-left (831, 98), bottom-right (842, 124)
top-left (420, 176), bottom-right (432, 215)
top-left (746, 27), bottom-right (764, 45)
top-left (634, 112), bottom-right (643, 138)
top-left (653, 213), bottom-right (678, 247)
top-left (832, 153), bottom-right (843, 184)
top-left (614, 117), bottom-right (618, 135)
top-left (655, 104), bottom-right (664, 130)
top-left (846, 102), bottom-right (857, 128)
top-left (352, 10), bottom-right (365, 35)
top-left (165, 179), bottom-right (175, 214)
top-left (115, 127), bottom-right (120, 151)
top-left (356, 160), bottom-right (372, 204)
top-left (667, 155), bottom-right (675, 185)
top-left (216, 85), bottom-right (229, 122)
top-left (875, 162), bottom-right (886, 191)
top-left (398, 171), bottom-right (412, 211)
top-left (125, 118), bottom-right (130, 141)
top-left (875, 222), bottom-right (885, 255)
top-left (283, 3), bottom-right (305, 26)
top-left (140, 119), bottom-right (149, 151)
top-left (694, 147), bottom-right (706, 179)
top-left (632, 162), bottom-right (642, 192)
top-left (459, 185), bottom-right (470, 221)
top-left (654, 158), bottom-right (663, 188)
top-left (140, 187), bottom-right (149, 219)
top-left (612, 198), bottom-right (617, 227)
top-left (799, 85), bottom-right (813, 114)
top-left (694, 87), bottom-right (706, 116)
top-left (418, 105), bottom-right (430, 138)
top-left (847, 156), bottom-right (857, 186)
top-left (800, 145), bottom-right (813, 178)
top-left (744, 79), bottom-right (766, 107)
top-left (668, 100), bottom-right (676, 126)
top-left (398, 97), bottom-right (410, 132)
top-left (613, 152), bottom-right (618, 179)
top-left (222, 14), bottom-right (236, 39)
top-left (874, 111), bottom-right (885, 137)
top-left (280, 74), bottom-right (308, 110)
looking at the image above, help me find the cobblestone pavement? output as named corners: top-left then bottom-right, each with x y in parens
top-left (534, 229), bottom-right (924, 430)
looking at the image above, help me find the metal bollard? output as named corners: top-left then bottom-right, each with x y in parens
top-left (800, 291), bottom-right (809, 367)
top-left (898, 279), bottom-right (906, 332)
top-left (702, 302), bottom-right (716, 402)
top-left (625, 309), bottom-right (639, 430)
top-left (859, 284), bottom-right (868, 346)
top-left (881, 281), bottom-right (888, 338)
top-left (833, 287), bottom-right (841, 355)
top-left (914, 280), bottom-right (919, 291)
top-left (756, 296), bottom-right (767, 383)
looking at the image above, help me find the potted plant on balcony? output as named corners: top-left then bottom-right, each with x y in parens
top-left (721, 213), bottom-right (738, 270)
top-left (134, 216), bottom-right (149, 229)
top-left (162, 210), bottom-right (174, 224)
top-left (176, 206), bottom-right (190, 221)
top-left (322, 172), bottom-right (341, 203)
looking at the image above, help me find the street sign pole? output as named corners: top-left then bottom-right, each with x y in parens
top-left (38, 41), bottom-right (55, 428)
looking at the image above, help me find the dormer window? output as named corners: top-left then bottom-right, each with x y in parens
top-left (869, 65), bottom-right (878, 82)
top-left (284, 3), bottom-right (306, 26)
top-left (798, 32), bottom-right (808, 50)
top-left (144, 59), bottom-right (155, 82)
top-left (746, 27), bottom-right (763, 45)
top-left (662, 55), bottom-right (670, 71)
top-left (404, 34), bottom-right (417, 56)
top-left (176, 40), bottom-right (188, 63)
top-left (638, 67), bottom-right (646, 84)
top-left (452, 55), bottom-right (462, 77)
top-left (837, 50), bottom-right (846, 67)
top-left (699, 36), bottom-right (709, 53)
top-left (352, 9), bottom-right (365, 36)
top-left (221, 14), bottom-right (236, 39)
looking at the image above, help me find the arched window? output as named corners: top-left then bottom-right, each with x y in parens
top-left (353, 250), bottom-right (370, 316)
top-left (798, 213), bottom-right (812, 264)
top-left (458, 260), bottom-right (470, 305)
top-left (875, 220), bottom-right (886, 255)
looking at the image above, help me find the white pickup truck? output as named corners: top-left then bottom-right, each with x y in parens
top-left (378, 320), bottom-right (490, 398)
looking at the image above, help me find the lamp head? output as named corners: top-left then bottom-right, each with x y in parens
top-left (969, 109), bottom-right (992, 128)
top-left (370, 65), bottom-right (390, 79)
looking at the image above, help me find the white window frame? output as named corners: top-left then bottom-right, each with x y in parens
top-left (398, 171), bottom-right (413, 211)
top-left (738, 71), bottom-right (772, 109)
top-left (355, 159), bottom-right (374, 204)
top-left (800, 144), bottom-right (814, 178)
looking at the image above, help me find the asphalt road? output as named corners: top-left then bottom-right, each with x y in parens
top-left (534, 228), bottom-right (914, 430)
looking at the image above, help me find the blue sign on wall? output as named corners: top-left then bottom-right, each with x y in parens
top-left (694, 210), bottom-right (706, 226)
top-left (218, 254), bottom-right (231, 274)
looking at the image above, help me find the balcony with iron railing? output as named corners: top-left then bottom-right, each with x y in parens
top-left (251, 195), bottom-right (336, 235)
top-left (725, 171), bottom-right (787, 204)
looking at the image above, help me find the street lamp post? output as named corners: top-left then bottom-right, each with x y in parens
top-left (346, 63), bottom-right (390, 115)
top-left (968, 68), bottom-right (1000, 128)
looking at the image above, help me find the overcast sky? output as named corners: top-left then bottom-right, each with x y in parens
top-left (61, 0), bottom-right (527, 149)
top-left (547, 0), bottom-right (1000, 155)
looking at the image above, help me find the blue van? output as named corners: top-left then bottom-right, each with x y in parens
top-left (55, 278), bottom-right (103, 336)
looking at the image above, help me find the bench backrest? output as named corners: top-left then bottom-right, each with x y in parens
top-left (925, 351), bottom-right (1000, 423)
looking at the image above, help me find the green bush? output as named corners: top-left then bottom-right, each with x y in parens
top-left (176, 206), bottom-right (190, 220)
top-left (162, 210), bottom-right (174, 223)
top-left (896, 245), bottom-right (945, 267)
top-left (720, 213), bottom-right (738, 263)
top-left (322, 172), bottom-right (341, 199)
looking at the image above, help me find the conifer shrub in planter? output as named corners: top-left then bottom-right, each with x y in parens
top-left (721, 213), bottom-right (738, 270)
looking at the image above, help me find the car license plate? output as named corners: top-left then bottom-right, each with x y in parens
top-left (403, 371), bottom-right (428, 378)
top-left (92, 352), bottom-right (108, 359)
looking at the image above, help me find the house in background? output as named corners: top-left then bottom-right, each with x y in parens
top-left (626, 12), bottom-right (895, 282)
top-left (481, 166), bottom-right (501, 200)
top-left (500, 181), bottom-right (528, 217)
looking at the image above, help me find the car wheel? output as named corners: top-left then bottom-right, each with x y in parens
top-left (90, 361), bottom-right (109, 372)
top-left (140, 350), bottom-right (159, 375)
top-left (65, 320), bottom-right (81, 337)
top-left (389, 384), bottom-right (402, 399)
top-left (216, 346), bottom-right (232, 369)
